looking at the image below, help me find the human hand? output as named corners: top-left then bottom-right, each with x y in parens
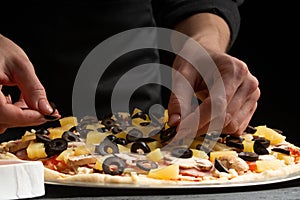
top-left (167, 49), bottom-right (260, 139)
top-left (0, 34), bottom-right (60, 133)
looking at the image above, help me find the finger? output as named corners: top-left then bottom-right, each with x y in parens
top-left (10, 57), bottom-right (53, 115)
top-left (168, 58), bottom-right (198, 126)
top-left (222, 89), bottom-right (260, 134)
top-left (225, 74), bottom-right (259, 120)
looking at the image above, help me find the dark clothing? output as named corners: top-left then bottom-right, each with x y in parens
top-left (0, 0), bottom-right (243, 141)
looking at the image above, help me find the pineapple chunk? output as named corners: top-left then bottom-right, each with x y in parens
top-left (254, 125), bottom-right (286, 145)
top-left (146, 148), bottom-right (164, 162)
top-left (57, 148), bottom-right (75, 163)
top-left (191, 149), bottom-right (209, 159)
top-left (117, 144), bottom-right (131, 153)
top-left (273, 152), bottom-right (294, 165)
top-left (209, 150), bottom-right (237, 162)
top-left (147, 141), bottom-right (162, 151)
top-left (21, 131), bottom-right (36, 142)
top-left (48, 127), bottom-right (66, 139)
top-left (85, 131), bottom-right (109, 145)
top-left (256, 160), bottom-right (284, 172)
top-left (147, 164), bottom-right (179, 180)
top-left (59, 116), bottom-right (78, 127)
top-left (27, 141), bottom-right (47, 160)
top-left (74, 144), bottom-right (95, 156)
top-left (242, 140), bottom-right (255, 153)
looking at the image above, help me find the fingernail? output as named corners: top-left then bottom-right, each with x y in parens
top-left (168, 113), bottom-right (181, 126)
top-left (38, 99), bottom-right (53, 115)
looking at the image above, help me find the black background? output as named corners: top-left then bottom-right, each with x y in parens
top-left (229, 1), bottom-right (300, 146)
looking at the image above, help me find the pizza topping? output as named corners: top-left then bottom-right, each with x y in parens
top-left (62, 131), bottom-right (80, 142)
top-left (244, 125), bottom-right (257, 134)
top-left (160, 126), bottom-right (177, 142)
top-left (131, 142), bottom-right (151, 154)
top-left (126, 128), bottom-right (143, 143)
top-left (101, 118), bottom-right (116, 130)
top-left (102, 156), bottom-right (126, 175)
top-left (271, 147), bottom-right (290, 155)
top-left (35, 133), bottom-right (51, 144)
top-left (216, 155), bottom-right (249, 175)
top-left (253, 139), bottom-right (269, 155)
top-left (136, 160), bottom-right (158, 171)
top-left (95, 139), bottom-right (119, 155)
top-left (45, 138), bottom-right (68, 157)
top-left (68, 155), bottom-right (98, 166)
top-left (238, 152), bottom-right (259, 161)
top-left (214, 158), bottom-right (229, 173)
top-left (225, 136), bottom-right (244, 150)
top-left (171, 147), bottom-right (193, 158)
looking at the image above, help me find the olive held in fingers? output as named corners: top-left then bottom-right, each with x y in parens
top-left (102, 156), bottom-right (126, 175)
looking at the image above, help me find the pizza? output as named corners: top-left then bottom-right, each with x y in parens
top-left (1, 107), bottom-right (300, 186)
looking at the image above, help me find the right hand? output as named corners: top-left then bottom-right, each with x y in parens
top-left (0, 34), bottom-right (60, 134)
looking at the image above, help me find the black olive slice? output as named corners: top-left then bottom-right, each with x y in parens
top-left (171, 147), bottom-right (193, 158)
top-left (131, 142), bottom-right (151, 154)
top-left (45, 138), bottom-right (68, 157)
top-left (136, 160), bottom-right (158, 171)
top-left (131, 112), bottom-right (147, 120)
top-left (95, 139), bottom-right (119, 155)
top-left (137, 137), bottom-right (157, 143)
top-left (101, 118), bottom-right (116, 129)
top-left (35, 128), bottom-right (50, 135)
top-left (238, 152), bottom-right (259, 161)
top-left (102, 156), bottom-right (126, 175)
top-left (160, 126), bottom-right (177, 142)
top-left (253, 137), bottom-right (270, 148)
top-left (113, 138), bottom-right (128, 145)
top-left (253, 139), bottom-right (269, 155)
top-left (271, 147), bottom-right (290, 155)
top-left (214, 158), bottom-right (229, 173)
top-left (126, 128), bottom-right (143, 143)
top-left (225, 136), bottom-right (244, 149)
top-left (244, 125), bottom-right (257, 134)
top-left (97, 127), bottom-right (109, 133)
top-left (35, 133), bottom-right (51, 144)
top-left (43, 102), bottom-right (58, 120)
top-left (111, 126), bottom-right (123, 134)
top-left (106, 135), bottom-right (117, 142)
top-left (62, 131), bottom-right (80, 142)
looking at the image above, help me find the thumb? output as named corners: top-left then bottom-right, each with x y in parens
top-left (167, 58), bottom-right (195, 127)
top-left (12, 58), bottom-right (54, 115)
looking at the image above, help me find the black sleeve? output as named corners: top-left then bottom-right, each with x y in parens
top-left (152, 0), bottom-right (244, 49)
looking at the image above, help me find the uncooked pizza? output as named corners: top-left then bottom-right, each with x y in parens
top-left (1, 108), bottom-right (300, 186)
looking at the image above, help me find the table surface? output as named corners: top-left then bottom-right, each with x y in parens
top-left (35, 177), bottom-right (300, 200)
